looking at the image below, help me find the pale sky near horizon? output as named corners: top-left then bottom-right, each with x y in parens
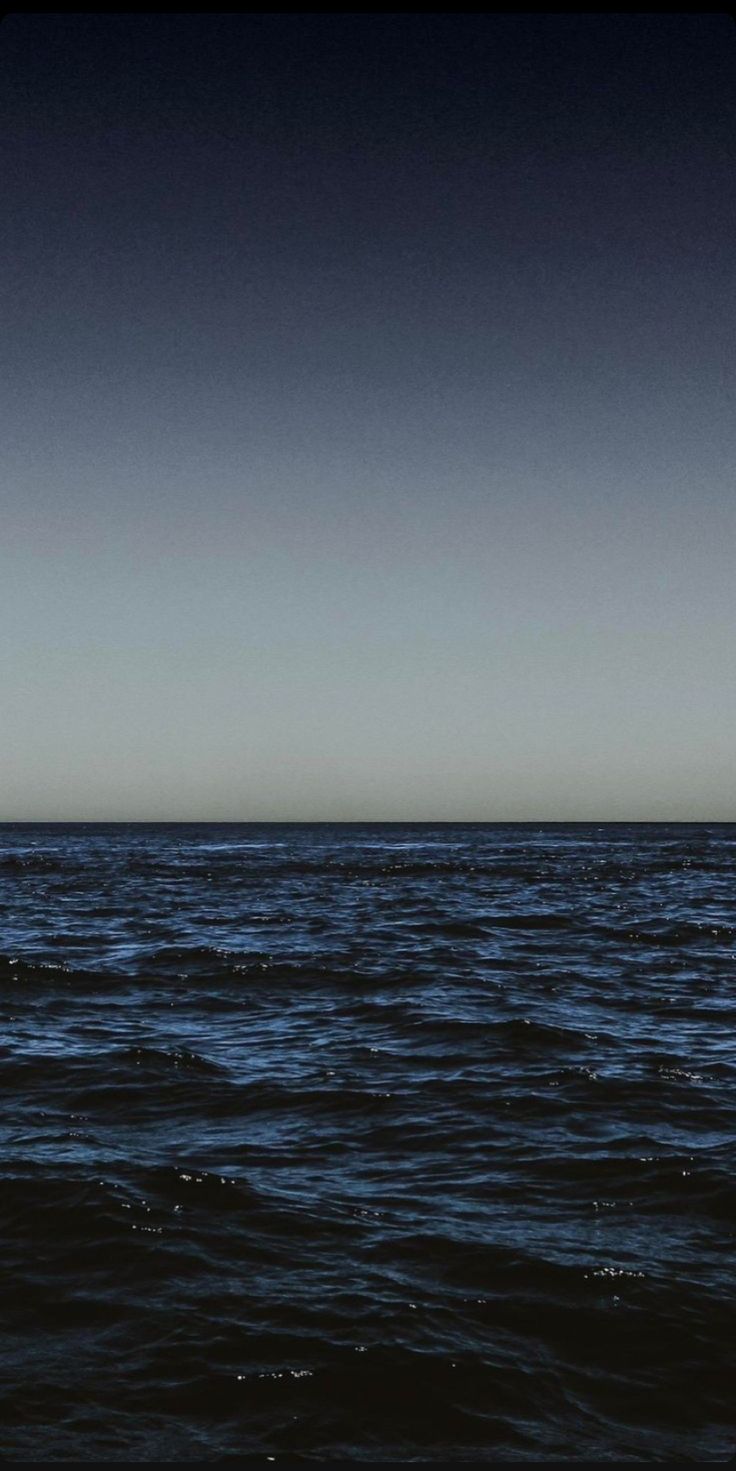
top-left (2, 14), bottom-right (734, 820)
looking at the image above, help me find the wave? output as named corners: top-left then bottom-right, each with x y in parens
top-left (2, 823), bottom-right (735, 1463)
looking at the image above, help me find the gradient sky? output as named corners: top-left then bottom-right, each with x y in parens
top-left (2, 14), bottom-right (734, 820)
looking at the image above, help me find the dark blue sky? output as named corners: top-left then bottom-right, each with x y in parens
top-left (2, 14), bottom-right (734, 818)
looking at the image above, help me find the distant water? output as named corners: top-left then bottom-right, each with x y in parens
top-left (0, 823), bottom-right (733, 1463)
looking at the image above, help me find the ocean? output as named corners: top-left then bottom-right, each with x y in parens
top-left (0, 822), bottom-right (733, 1462)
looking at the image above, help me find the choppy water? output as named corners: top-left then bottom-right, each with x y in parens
top-left (0, 823), bottom-right (734, 1462)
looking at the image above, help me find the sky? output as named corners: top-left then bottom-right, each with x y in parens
top-left (1, 13), bottom-right (734, 820)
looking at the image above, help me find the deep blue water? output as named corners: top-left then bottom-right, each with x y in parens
top-left (0, 822), bottom-right (733, 1462)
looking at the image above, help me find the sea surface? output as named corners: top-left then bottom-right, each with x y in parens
top-left (0, 823), bottom-right (733, 1463)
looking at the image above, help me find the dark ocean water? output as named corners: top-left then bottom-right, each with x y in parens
top-left (0, 823), bottom-right (734, 1463)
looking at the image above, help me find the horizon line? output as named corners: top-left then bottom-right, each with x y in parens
top-left (1, 818), bottom-right (734, 827)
